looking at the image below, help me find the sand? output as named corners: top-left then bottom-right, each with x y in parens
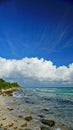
top-left (0, 95), bottom-right (23, 129)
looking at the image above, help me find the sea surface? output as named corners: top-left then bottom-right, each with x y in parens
top-left (12, 87), bottom-right (73, 128)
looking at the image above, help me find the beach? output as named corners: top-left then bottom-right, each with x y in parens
top-left (0, 93), bottom-right (42, 130)
top-left (0, 87), bottom-right (73, 130)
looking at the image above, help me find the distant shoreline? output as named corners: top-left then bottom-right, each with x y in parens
top-left (0, 78), bottom-right (21, 96)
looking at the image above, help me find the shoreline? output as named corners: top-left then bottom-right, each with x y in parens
top-left (0, 94), bottom-right (42, 130)
top-left (0, 88), bottom-right (72, 130)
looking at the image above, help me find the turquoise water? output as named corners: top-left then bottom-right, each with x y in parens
top-left (13, 87), bottom-right (73, 128)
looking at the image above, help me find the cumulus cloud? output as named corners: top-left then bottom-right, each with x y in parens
top-left (0, 57), bottom-right (73, 86)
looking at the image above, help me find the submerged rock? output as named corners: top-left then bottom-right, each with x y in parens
top-left (41, 119), bottom-right (55, 127)
top-left (18, 115), bottom-right (23, 118)
top-left (43, 108), bottom-right (49, 112)
top-left (25, 116), bottom-right (33, 121)
top-left (7, 107), bottom-right (14, 111)
top-left (38, 115), bottom-right (44, 118)
top-left (40, 126), bottom-right (50, 130)
top-left (21, 121), bottom-right (27, 127)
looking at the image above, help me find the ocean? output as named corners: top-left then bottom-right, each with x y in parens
top-left (12, 87), bottom-right (73, 129)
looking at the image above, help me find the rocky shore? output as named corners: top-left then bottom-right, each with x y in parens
top-left (0, 91), bottom-right (72, 130)
top-left (0, 87), bottom-right (19, 96)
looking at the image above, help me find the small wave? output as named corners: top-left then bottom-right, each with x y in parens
top-left (13, 91), bottom-right (24, 98)
top-left (35, 88), bottom-right (56, 93)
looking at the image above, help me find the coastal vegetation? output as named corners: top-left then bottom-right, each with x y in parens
top-left (0, 78), bottom-right (20, 93)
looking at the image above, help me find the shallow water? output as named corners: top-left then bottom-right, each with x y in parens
top-left (12, 87), bottom-right (73, 128)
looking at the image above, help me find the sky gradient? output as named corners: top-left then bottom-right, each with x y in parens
top-left (0, 0), bottom-right (73, 87)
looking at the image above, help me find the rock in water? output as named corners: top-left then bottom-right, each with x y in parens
top-left (40, 126), bottom-right (50, 130)
top-left (41, 119), bottom-right (55, 127)
top-left (25, 116), bottom-right (33, 121)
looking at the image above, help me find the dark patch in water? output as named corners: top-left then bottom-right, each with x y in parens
top-left (43, 97), bottom-right (51, 101)
top-left (57, 99), bottom-right (73, 105)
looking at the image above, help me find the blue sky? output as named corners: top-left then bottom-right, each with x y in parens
top-left (0, 0), bottom-right (73, 87)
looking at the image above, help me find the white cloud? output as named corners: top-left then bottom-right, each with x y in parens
top-left (0, 57), bottom-right (73, 86)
